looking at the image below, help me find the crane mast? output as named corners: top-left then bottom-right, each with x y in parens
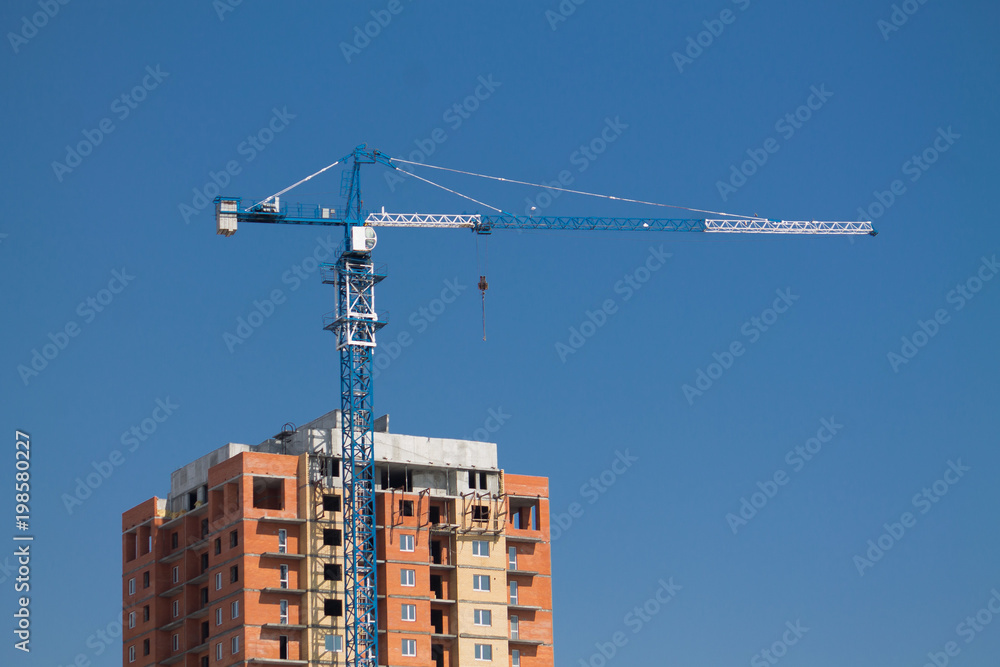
top-left (215, 144), bottom-right (875, 667)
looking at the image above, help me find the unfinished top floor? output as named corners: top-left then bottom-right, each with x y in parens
top-left (165, 410), bottom-right (502, 514)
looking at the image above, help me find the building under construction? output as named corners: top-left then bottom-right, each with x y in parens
top-left (121, 409), bottom-right (553, 667)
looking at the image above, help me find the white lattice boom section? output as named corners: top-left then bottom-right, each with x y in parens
top-left (366, 212), bottom-right (479, 228)
top-left (704, 219), bottom-right (874, 234)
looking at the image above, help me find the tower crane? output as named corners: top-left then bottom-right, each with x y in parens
top-left (215, 144), bottom-right (875, 667)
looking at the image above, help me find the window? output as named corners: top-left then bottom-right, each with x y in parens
top-left (279, 636), bottom-right (288, 660)
top-left (400, 534), bottom-right (414, 552)
top-left (325, 634), bottom-right (343, 653)
top-left (128, 611), bottom-right (135, 628)
top-left (231, 600), bottom-right (239, 619)
top-left (216, 608), bottom-right (222, 626)
top-left (472, 540), bottom-right (489, 557)
top-left (216, 643), bottom-right (222, 661)
top-left (173, 599), bottom-right (180, 617)
top-left (530, 503), bottom-right (538, 530)
top-left (475, 643), bottom-right (492, 661)
top-left (201, 553), bottom-right (209, 573)
top-left (143, 571), bottom-right (150, 588)
top-left (201, 519), bottom-right (209, 538)
top-left (322, 458), bottom-right (341, 479)
top-left (230, 565), bottom-right (239, 583)
top-left (172, 565), bottom-right (180, 583)
top-left (143, 605), bottom-right (150, 622)
top-left (214, 538), bottom-right (221, 555)
top-left (512, 649), bottom-right (521, 667)
top-left (323, 529), bottom-right (342, 547)
top-left (171, 532), bottom-right (179, 549)
top-left (401, 568), bottom-right (415, 587)
top-left (509, 547), bottom-right (517, 570)
top-left (401, 603), bottom-right (416, 621)
top-left (278, 529), bottom-right (287, 553)
top-left (280, 565), bottom-right (289, 589)
top-left (468, 470), bottom-right (488, 490)
top-left (172, 634), bottom-right (180, 651)
top-left (230, 530), bottom-right (238, 548)
top-left (401, 639), bottom-right (416, 657)
top-left (510, 615), bottom-right (519, 640)
top-left (252, 477), bottom-right (284, 509)
top-left (509, 580), bottom-right (518, 605)
top-left (128, 645), bottom-right (135, 663)
top-left (474, 609), bottom-right (492, 626)
top-left (280, 599), bottom-right (289, 625)
top-left (324, 599), bottom-right (343, 616)
top-left (472, 505), bottom-right (490, 522)
top-left (323, 494), bottom-right (341, 512)
top-left (473, 574), bottom-right (490, 592)
top-left (399, 500), bottom-right (414, 516)
top-left (128, 578), bottom-right (135, 595)
top-left (324, 563), bottom-right (342, 581)
top-left (231, 636), bottom-right (240, 654)
top-left (143, 639), bottom-right (150, 656)
top-left (215, 572), bottom-right (223, 590)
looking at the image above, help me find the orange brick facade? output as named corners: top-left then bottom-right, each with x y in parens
top-left (123, 440), bottom-right (553, 667)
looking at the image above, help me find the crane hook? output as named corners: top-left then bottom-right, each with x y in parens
top-left (478, 275), bottom-right (488, 341)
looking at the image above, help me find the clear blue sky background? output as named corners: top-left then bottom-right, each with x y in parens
top-left (2, 1), bottom-right (999, 665)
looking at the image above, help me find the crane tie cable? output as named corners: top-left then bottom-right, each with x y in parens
top-left (249, 159), bottom-right (343, 211)
top-left (390, 157), bottom-right (765, 220)
top-left (391, 164), bottom-right (508, 215)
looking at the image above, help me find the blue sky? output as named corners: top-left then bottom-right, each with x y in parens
top-left (2, 1), bottom-right (999, 665)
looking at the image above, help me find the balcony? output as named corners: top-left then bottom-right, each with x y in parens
top-left (508, 637), bottom-right (547, 646)
top-left (256, 516), bottom-right (306, 524)
top-left (261, 587), bottom-right (305, 595)
top-left (260, 552), bottom-right (305, 560)
top-left (507, 568), bottom-right (539, 577)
